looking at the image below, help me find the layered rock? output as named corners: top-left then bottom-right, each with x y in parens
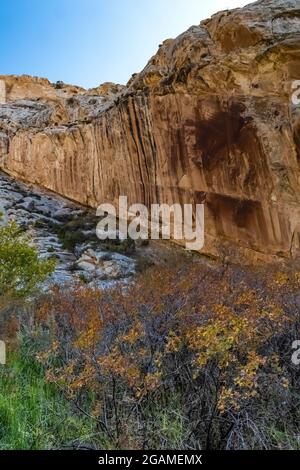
top-left (1, 0), bottom-right (300, 260)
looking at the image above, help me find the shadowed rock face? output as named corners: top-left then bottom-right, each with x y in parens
top-left (1, 0), bottom-right (300, 261)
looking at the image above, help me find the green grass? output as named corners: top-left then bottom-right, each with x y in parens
top-left (0, 343), bottom-right (98, 450)
top-left (267, 426), bottom-right (300, 450)
top-left (141, 395), bottom-right (187, 450)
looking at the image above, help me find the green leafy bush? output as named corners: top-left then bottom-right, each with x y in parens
top-left (0, 222), bottom-right (55, 299)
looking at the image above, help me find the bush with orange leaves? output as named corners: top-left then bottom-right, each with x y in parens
top-left (29, 260), bottom-right (300, 449)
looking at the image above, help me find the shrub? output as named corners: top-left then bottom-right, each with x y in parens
top-left (0, 222), bottom-right (55, 300)
top-left (26, 261), bottom-right (300, 449)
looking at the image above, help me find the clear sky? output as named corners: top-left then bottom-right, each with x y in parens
top-left (0, 0), bottom-right (250, 89)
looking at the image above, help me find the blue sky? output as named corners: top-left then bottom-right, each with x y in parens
top-left (0, 0), bottom-right (249, 89)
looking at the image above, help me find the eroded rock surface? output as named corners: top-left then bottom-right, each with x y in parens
top-left (1, 0), bottom-right (300, 260)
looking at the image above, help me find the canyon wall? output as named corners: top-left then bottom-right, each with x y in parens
top-left (1, 0), bottom-right (300, 260)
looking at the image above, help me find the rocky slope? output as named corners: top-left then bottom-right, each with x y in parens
top-left (0, 171), bottom-right (136, 288)
top-left (1, 0), bottom-right (300, 260)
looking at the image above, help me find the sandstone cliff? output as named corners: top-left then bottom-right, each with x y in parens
top-left (1, 0), bottom-right (300, 260)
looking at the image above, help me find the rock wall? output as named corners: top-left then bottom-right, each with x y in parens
top-left (1, 0), bottom-right (300, 260)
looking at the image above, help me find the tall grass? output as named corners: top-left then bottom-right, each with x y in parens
top-left (0, 340), bottom-right (98, 450)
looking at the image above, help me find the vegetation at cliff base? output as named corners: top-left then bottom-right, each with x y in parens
top-left (1, 220), bottom-right (300, 449)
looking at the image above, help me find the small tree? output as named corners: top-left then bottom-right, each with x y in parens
top-left (0, 222), bottom-right (55, 300)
